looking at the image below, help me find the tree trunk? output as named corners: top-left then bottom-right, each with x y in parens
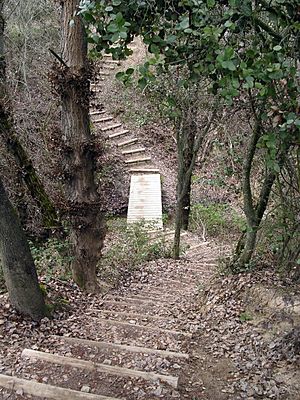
top-left (0, 177), bottom-right (46, 320)
top-left (174, 179), bottom-right (184, 259)
top-left (0, 0), bottom-right (59, 232)
top-left (60, 0), bottom-right (105, 292)
top-left (181, 128), bottom-right (194, 230)
top-left (233, 119), bottom-right (289, 271)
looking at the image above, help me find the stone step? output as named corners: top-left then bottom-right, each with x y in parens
top-left (0, 374), bottom-right (118, 400)
top-left (101, 123), bottom-right (122, 132)
top-left (125, 157), bottom-right (151, 164)
top-left (22, 349), bottom-right (178, 388)
top-left (122, 147), bottom-right (146, 155)
top-left (91, 317), bottom-right (191, 337)
top-left (100, 71), bottom-right (110, 76)
top-left (117, 138), bottom-right (138, 147)
top-left (108, 129), bottom-right (129, 139)
top-left (90, 110), bottom-right (105, 116)
top-left (94, 116), bottom-right (113, 123)
top-left (129, 168), bottom-right (160, 173)
top-left (53, 335), bottom-right (189, 359)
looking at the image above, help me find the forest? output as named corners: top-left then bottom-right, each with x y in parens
top-left (0, 0), bottom-right (299, 399)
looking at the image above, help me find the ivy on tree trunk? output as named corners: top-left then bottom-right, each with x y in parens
top-left (59, 0), bottom-right (106, 292)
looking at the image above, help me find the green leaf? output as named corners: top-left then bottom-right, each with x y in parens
top-left (112, 0), bottom-right (121, 5)
top-left (179, 17), bottom-right (189, 30)
top-left (207, 0), bottom-right (215, 7)
top-left (273, 45), bottom-right (282, 51)
top-left (126, 68), bottom-right (134, 75)
top-left (138, 77), bottom-right (147, 90)
top-left (221, 60), bottom-right (236, 71)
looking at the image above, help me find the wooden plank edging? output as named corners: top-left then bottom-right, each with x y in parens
top-left (0, 374), bottom-right (121, 400)
top-left (22, 349), bottom-right (179, 388)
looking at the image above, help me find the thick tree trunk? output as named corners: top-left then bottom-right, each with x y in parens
top-left (60, 0), bottom-right (105, 292)
top-left (0, 177), bottom-right (46, 320)
top-left (0, 0), bottom-right (58, 232)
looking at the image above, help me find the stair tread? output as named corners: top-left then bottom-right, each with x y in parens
top-left (0, 374), bottom-right (119, 400)
top-left (122, 148), bottom-right (145, 155)
top-left (117, 138), bottom-right (138, 147)
top-left (109, 129), bottom-right (129, 139)
top-left (22, 349), bottom-right (179, 388)
top-left (101, 123), bottom-right (122, 132)
top-left (125, 157), bottom-right (151, 164)
top-left (52, 335), bottom-right (189, 359)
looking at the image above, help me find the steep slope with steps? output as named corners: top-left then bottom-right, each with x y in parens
top-left (0, 235), bottom-right (228, 400)
top-left (89, 52), bottom-right (163, 228)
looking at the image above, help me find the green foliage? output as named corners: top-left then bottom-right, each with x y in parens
top-left (189, 203), bottom-right (246, 237)
top-left (99, 219), bottom-right (173, 283)
top-left (80, 0), bottom-right (299, 268)
top-left (239, 311), bottom-right (253, 323)
top-left (30, 238), bottom-right (73, 282)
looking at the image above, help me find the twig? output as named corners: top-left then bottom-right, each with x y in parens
top-left (49, 48), bottom-right (68, 68)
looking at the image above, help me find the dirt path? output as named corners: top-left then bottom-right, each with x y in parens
top-left (0, 235), bottom-right (232, 399)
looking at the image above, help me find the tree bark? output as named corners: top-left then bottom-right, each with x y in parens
top-left (0, 0), bottom-right (59, 232)
top-left (60, 0), bottom-right (105, 292)
top-left (173, 101), bottom-right (219, 258)
top-left (0, 177), bottom-right (46, 320)
top-left (181, 127), bottom-right (195, 230)
top-left (233, 119), bottom-right (290, 271)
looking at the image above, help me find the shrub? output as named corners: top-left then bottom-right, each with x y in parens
top-left (99, 218), bottom-right (173, 284)
top-left (189, 203), bottom-right (246, 238)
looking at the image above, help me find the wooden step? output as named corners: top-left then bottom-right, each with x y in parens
top-left (52, 336), bottom-right (189, 359)
top-left (117, 138), bottom-right (138, 147)
top-left (125, 157), bottom-right (151, 164)
top-left (108, 129), bottom-right (129, 139)
top-left (102, 64), bottom-right (116, 70)
top-left (103, 60), bottom-right (119, 64)
top-left (94, 116), bottom-right (113, 123)
top-left (22, 349), bottom-right (179, 388)
top-left (101, 123), bottom-right (122, 132)
top-left (0, 374), bottom-right (119, 400)
top-left (105, 295), bottom-right (169, 305)
top-left (122, 148), bottom-right (145, 155)
top-left (91, 317), bottom-right (191, 336)
top-left (90, 308), bottom-right (166, 321)
top-left (129, 168), bottom-right (160, 173)
top-left (90, 110), bottom-right (105, 116)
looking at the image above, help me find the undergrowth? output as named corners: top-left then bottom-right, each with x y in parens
top-left (189, 203), bottom-right (246, 238)
top-left (30, 238), bottom-right (72, 283)
top-left (98, 218), bottom-right (173, 285)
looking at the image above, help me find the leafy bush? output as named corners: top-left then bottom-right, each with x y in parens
top-left (30, 238), bottom-right (73, 282)
top-left (99, 218), bottom-right (173, 284)
top-left (189, 203), bottom-right (246, 238)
